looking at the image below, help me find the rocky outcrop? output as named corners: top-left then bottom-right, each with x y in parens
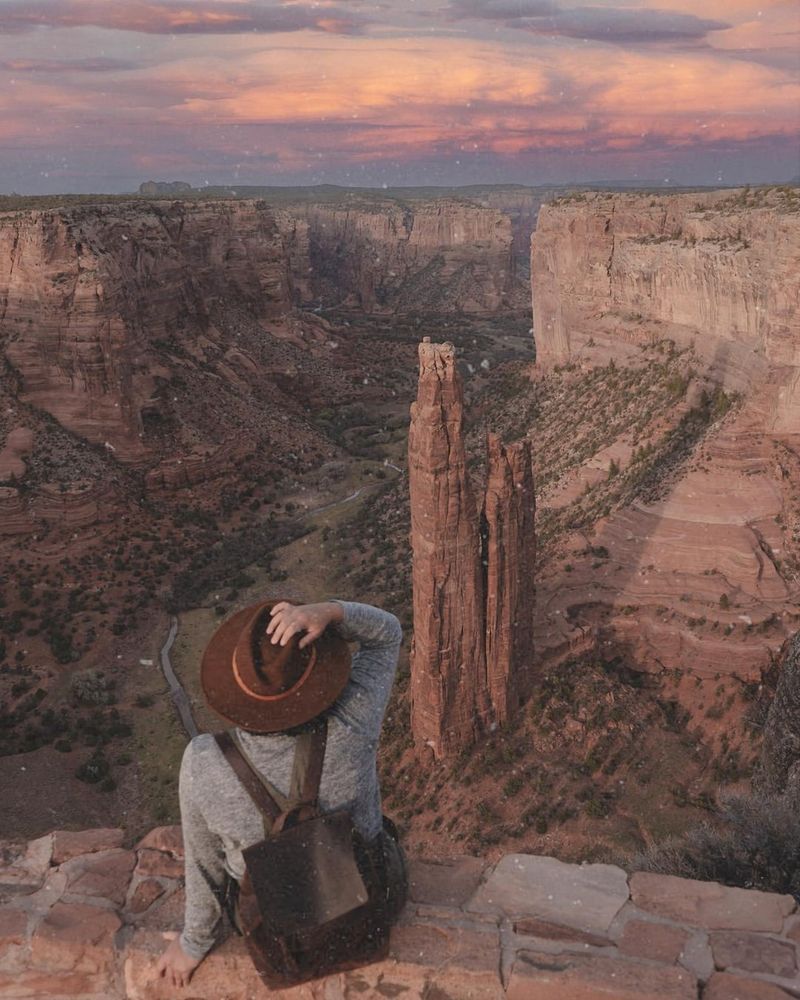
top-left (290, 197), bottom-right (519, 314)
top-left (484, 433), bottom-right (537, 724)
top-left (2, 825), bottom-right (798, 999)
top-left (408, 340), bottom-right (488, 755)
top-left (408, 341), bottom-right (536, 756)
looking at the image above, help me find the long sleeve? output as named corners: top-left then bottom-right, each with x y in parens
top-left (178, 740), bottom-right (228, 961)
top-left (327, 600), bottom-right (402, 743)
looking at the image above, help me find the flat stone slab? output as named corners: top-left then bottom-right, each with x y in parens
top-left (704, 971), bottom-right (795, 999)
top-left (52, 828), bottom-right (124, 865)
top-left (630, 873), bottom-right (796, 932)
top-left (710, 930), bottom-right (797, 978)
top-left (467, 855), bottom-right (629, 936)
top-left (618, 919), bottom-right (691, 964)
top-left (507, 949), bottom-right (697, 1000)
top-left (409, 856), bottom-right (487, 908)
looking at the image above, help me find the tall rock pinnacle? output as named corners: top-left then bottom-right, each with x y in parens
top-left (408, 339), bottom-right (488, 757)
top-left (484, 432), bottom-right (537, 724)
top-left (408, 339), bottom-right (536, 758)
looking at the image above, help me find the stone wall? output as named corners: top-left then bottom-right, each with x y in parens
top-left (4, 828), bottom-right (797, 999)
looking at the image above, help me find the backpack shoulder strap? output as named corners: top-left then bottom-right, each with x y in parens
top-left (215, 731), bottom-right (283, 823)
top-left (289, 718), bottom-right (328, 806)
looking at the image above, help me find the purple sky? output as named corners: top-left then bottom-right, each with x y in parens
top-left (1, 0), bottom-right (798, 193)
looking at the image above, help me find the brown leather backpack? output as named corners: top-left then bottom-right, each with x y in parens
top-left (214, 721), bottom-right (407, 988)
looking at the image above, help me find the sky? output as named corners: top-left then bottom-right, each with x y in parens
top-left (0, 0), bottom-right (798, 193)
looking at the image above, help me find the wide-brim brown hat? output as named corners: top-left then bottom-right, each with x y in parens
top-left (201, 598), bottom-right (351, 734)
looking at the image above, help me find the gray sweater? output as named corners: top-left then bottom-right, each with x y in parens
top-left (178, 600), bottom-right (402, 960)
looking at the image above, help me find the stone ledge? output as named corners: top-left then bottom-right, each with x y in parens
top-left (1, 826), bottom-right (798, 999)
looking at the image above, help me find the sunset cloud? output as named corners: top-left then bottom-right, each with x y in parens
top-left (0, 1), bottom-right (364, 36)
top-left (447, 2), bottom-right (730, 45)
top-left (0, 0), bottom-right (796, 192)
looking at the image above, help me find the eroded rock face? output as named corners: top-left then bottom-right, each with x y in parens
top-left (531, 189), bottom-right (800, 380)
top-left (0, 200), bottom-right (297, 463)
top-left (408, 340), bottom-right (488, 756)
top-left (408, 343), bottom-right (536, 756)
top-left (484, 433), bottom-right (537, 723)
top-left (529, 190), bottom-right (800, 679)
top-left (292, 198), bottom-right (519, 313)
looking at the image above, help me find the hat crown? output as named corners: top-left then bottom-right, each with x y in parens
top-left (201, 597), bottom-right (351, 734)
top-left (232, 605), bottom-right (314, 700)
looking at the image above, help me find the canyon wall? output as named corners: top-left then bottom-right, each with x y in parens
top-left (408, 340), bottom-right (536, 757)
top-left (289, 197), bottom-right (519, 314)
top-left (0, 200), bottom-right (299, 464)
top-left (530, 188), bottom-right (800, 680)
top-left (532, 189), bottom-right (800, 394)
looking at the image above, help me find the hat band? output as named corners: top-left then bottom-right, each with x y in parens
top-left (231, 644), bottom-right (318, 701)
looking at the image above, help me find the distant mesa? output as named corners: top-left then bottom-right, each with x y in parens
top-left (138, 179), bottom-right (193, 196)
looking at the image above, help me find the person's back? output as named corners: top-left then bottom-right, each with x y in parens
top-left (157, 598), bottom-right (403, 988)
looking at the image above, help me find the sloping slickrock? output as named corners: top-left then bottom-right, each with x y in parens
top-left (484, 433), bottom-right (536, 725)
top-left (51, 828), bottom-right (124, 865)
top-left (467, 855), bottom-right (629, 936)
top-left (630, 872), bottom-right (795, 932)
top-left (408, 339), bottom-right (488, 757)
top-left (507, 949), bottom-right (697, 1000)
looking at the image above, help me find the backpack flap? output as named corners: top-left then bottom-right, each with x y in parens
top-left (243, 810), bottom-right (369, 933)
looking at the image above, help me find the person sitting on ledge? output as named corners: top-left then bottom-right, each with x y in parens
top-left (156, 598), bottom-right (404, 988)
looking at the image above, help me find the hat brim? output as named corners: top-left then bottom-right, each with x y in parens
top-left (200, 600), bottom-right (351, 734)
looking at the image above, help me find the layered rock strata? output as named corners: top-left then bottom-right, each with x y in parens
top-left (409, 341), bottom-right (536, 756)
top-left (2, 825), bottom-right (798, 999)
top-left (531, 189), bottom-right (800, 380)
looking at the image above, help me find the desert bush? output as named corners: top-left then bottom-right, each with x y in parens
top-left (75, 750), bottom-right (110, 784)
top-left (70, 670), bottom-right (116, 706)
top-left (629, 789), bottom-right (800, 897)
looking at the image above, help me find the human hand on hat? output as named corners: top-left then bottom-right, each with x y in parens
top-left (266, 601), bottom-right (344, 649)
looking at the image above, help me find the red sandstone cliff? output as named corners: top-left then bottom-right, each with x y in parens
top-left (484, 433), bottom-right (537, 724)
top-left (531, 188), bottom-right (800, 386)
top-left (529, 188), bottom-right (800, 680)
top-left (408, 341), bottom-right (536, 756)
top-left (0, 200), bottom-right (301, 464)
top-left (408, 340), bottom-right (488, 756)
top-left (289, 197), bottom-right (520, 314)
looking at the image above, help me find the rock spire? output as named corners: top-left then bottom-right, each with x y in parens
top-left (408, 339), bottom-right (536, 757)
